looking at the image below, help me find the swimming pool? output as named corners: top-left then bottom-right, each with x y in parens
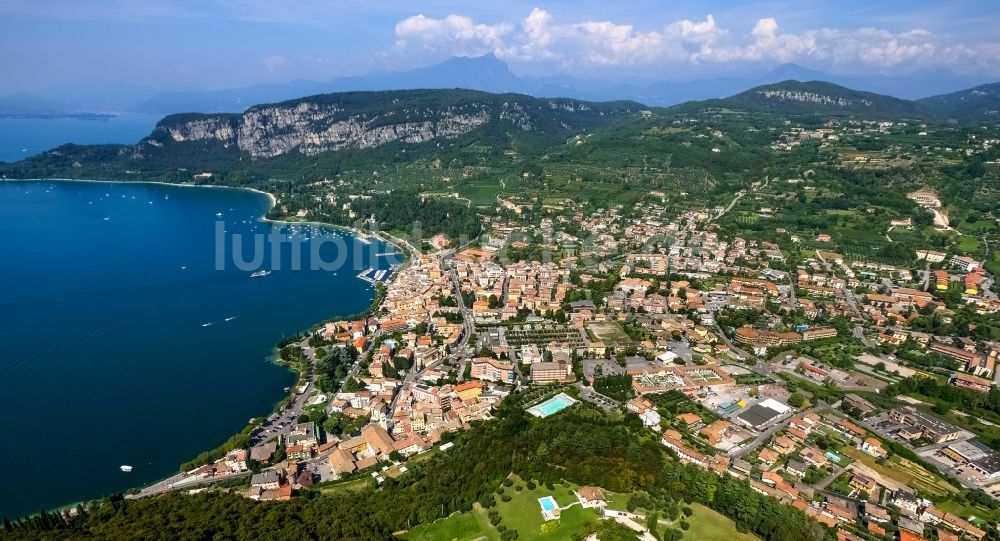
top-left (539, 496), bottom-right (557, 512)
top-left (527, 392), bottom-right (578, 418)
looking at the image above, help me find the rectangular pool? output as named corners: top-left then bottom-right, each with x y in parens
top-left (527, 392), bottom-right (578, 418)
top-left (539, 496), bottom-right (557, 512)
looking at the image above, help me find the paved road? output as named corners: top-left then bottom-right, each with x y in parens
top-left (440, 250), bottom-right (477, 382)
top-left (710, 189), bottom-right (747, 222)
top-left (852, 324), bottom-right (877, 349)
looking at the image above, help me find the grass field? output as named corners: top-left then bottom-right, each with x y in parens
top-left (456, 180), bottom-right (503, 207)
top-left (403, 506), bottom-right (500, 541)
top-left (402, 476), bottom-right (597, 541)
top-left (403, 479), bottom-right (763, 541)
top-left (956, 235), bottom-right (981, 253)
top-left (315, 476), bottom-right (372, 496)
top-left (586, 321), bottom-right (630, 344)
top-left (937, 499), bottom-right (1000, 526)
top-left (495, 477), bottom-right (596, 540)
top-left (604, 493), bottom-right (760, 540)
top-left (678, 504), bottom-right (761, 541)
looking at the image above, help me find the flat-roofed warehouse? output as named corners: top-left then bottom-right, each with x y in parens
top-left (735, 399), bottom-right (790, 430)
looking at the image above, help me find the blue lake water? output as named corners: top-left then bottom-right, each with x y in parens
top-left (0, 179), bottom-right (400, 518)
top-left (0, 114), bottom-right (160, 163)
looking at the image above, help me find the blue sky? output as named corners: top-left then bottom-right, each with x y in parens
top-left (1, 0), bottom-right (998, 92)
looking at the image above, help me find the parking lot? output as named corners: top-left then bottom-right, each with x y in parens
top-left (576, 384), bottom-right (620, 411)
top-left (665, 340), bottom-right (694, 364)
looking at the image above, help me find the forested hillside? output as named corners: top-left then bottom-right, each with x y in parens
top-left (1, 403), bottom-right (830, 541)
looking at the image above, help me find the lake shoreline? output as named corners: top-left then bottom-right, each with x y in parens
top-left (2, 177), bottom-right (410, 515)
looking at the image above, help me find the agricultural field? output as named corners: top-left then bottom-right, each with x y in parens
top-left (841, 447), bottom-right (958, 498)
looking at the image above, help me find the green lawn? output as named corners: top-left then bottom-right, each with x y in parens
top-left (956, 235), bottom-right (981, 253)
top-left (456, 180), bottom-right (503, 207)
top-left (315, 475), bottom-right (372, 495)
top-left (937, 499), bottom-right (1000, 526)
top-left (677, 504), bottom-right (761, 541)
top-left (403, 506), bottom-right (500, 541)
top-left (402, 477), bottom-right (597, 541)
top-left (494, 477), bottom-right (596, 540)
top-left (987, 252), bottom-right (1000, 276)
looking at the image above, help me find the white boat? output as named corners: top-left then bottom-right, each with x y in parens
top-left (120, 465), bottom-right (133, 472)
top-left (251, 270), bottom-right (271, 278)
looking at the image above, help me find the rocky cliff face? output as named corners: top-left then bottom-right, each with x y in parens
top-left (757, 89), bottom-right (872, 108)
top-left (236, 101), bottom-right (491, 158)
top-left (143, 91), bottom-right (630, 160)
top-left (162, 117), bottom-right (237, 144)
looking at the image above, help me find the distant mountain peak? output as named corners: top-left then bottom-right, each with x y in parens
top-left (433, 52), bottom-right (511, 73)
top-left (761, 63), bottom-right (831, 83)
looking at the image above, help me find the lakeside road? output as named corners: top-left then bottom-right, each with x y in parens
top-left (120, 190), bottom-right (416, 502)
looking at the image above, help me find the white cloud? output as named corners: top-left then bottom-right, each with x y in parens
top-left (741, 18), bottom-right (818, 63)
top-left (565, 20), bottom-right (666, 65)
top-left (667, 14), bottom-right (725, 45)
top-left (386, 9), bottom-right (1000, 75)
top-left (392, 14), bottom-right (512, 57)
top-left (519, 8), bottom-right (555, 59)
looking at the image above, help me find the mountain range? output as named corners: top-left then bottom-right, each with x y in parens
top-left (2, 54), bottom-right (996, 118)
top-left (0, 89), bottom-right (638, 178)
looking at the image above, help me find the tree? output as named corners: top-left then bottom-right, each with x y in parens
top-left (787, 393), bottom-right (806, 408)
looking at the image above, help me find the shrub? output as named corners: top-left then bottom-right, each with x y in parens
top-left (501, 494), bottom-right (512, 502)
top-left (503, 478), bottom-right (514, 487)
top-left (526, 480), bottom-right (537, 490)
top-left (679, 520), bottom-right (689, 531)
top-left (682, 506), bottom-right (692, 517)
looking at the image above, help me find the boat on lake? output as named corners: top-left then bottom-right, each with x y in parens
top-left (120, 465), bottom-right (133, 472)
top-left (251, 270), bottom-right (271, 278)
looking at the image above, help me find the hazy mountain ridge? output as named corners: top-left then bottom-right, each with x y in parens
top-left (919, 82), bottom-right (1000, 121)
top-left (670, 80), bottom-right (931, 118)
top-left (4, 55), bottom-right (995, 117)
